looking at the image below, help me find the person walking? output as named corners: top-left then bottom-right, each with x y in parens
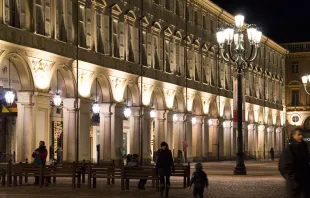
top-left (270, 147), bottom-right (275, 161)
top-left (32, 141), bottom-right (48, 185)
top-left (156, 142), bottom-right (175, 198)
top-left (279, 128), bottom-right (310, 198)
top-left (189, 163), bottom-right (209, 198)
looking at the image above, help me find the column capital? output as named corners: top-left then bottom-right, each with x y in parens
top-left (208, 118), bottom-right (219, 126)
top-left (17, 91), bottom-right (33, 105)
top-left (100, 103), bottom-right (125, 114)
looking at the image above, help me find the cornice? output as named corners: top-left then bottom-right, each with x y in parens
top-left (286, 52), bottom-right (310, 58)
top-left (195, 0), bottom-right (288, 55)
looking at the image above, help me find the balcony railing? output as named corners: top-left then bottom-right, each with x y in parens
top-left (281, 42), bottom-right (310, 53)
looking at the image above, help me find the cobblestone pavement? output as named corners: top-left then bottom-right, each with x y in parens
top-left (0, 161), bottom-right (285, 198)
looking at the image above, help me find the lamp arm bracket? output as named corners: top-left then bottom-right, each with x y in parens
top-left (304, 85), bottom-right (310, 95)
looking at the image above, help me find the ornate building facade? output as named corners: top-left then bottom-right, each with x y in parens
top-left (0, 0), bottom-right (286, 163)
top-left (282, 42), bottom-right (310, 146)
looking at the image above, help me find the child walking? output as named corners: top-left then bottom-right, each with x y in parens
top-left (189, 163), bottom-right (209, 198)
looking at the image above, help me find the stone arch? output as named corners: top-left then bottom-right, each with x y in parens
top-left (89, 73), bottom-right (112, 103)
top-left (152, 87), bottom-right (165, 110)
top-left (174, 91), bottom-right (185, 112)
top-left (0, 52), bottom-right (34, 91)
top-left (49, 64), bottom-right (76, 98)
top-left (223, 101), bottom-right (232, 119)
top-left (192, 96), bottom-right (203, 115)
top-left (209, 99), bottom-right (218, 117)
top-left (288, 80), bottom-right (302, 86)
top-left (126, 80), bottom-right (140, 106)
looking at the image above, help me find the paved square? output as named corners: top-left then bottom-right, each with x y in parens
top-left (0, 161), bottom-right (285, 198)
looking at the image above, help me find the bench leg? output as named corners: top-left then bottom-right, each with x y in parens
top-left (82, 171), bottom-right (85, 184)
top-left (44, 178), bottom-right (48, 187)
top-left (183, 176), bottom-right (186, 188)
top-left (25, 174), bottom-right (28, 183)
top-left (53, 176), bottom-right (56, 183)
top-left (107, 174), bottom-right (110, 185)
top-left (126, 179), bottom-right (129, 190)
top-left (19, 176), bottom-right (22, 185)
top-left (13, 176), bottom-right (17, 187)
top-left (93, 178), bottom-right (96, 188)
top-left (2, 173), bottom-right (5, 186)
top-left (77, 174), bottom-right (81, 188)
top-left (121, 178), bottom-right (124, 190)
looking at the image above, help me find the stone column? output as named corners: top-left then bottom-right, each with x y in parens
top-left (166, 112), bottom-right (174, 150)
top-left (32, 93), bottom-right (52, 159)
top-left (110, 104), bottom-right (124, 163)
top-left (130, 107), bottom-right (140, 155)
top-left (16, 92), bottom-right (34, 162)
top-left (257, 125), bottom-right (265, 159)
top-left (142, 108), bottom-right (152, 164)
top-left (254, 124), bottom-right (259, 159)
top-left (183, 114), bottom-right (192, 162)
top-left (155, 110), bottom-right (167, 149)
top-left (193, 116), bottom-right (203, 161)
top-left (202, 117), bottom-right (209, 160)
top-left (78, 99), bottom-right (92, 161)
top-left (218, 119), bottom-right (224, 159)
top-left (173, 114), bottom-right (180, 158)
top-left (100, 104), bottom-right (111, 161)
top-left (63, 98), bottom-right (76, 162)
top-left (223, 120), bottom-right (232, 159)
top-left (177, 114), bottom-right (185, 159)
top-left (209, 119), bottom-right (219, 160)
top-left (100, 103), bottom-right (124, 163)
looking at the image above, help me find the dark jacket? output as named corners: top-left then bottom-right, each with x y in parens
top-left (156, 149), bottom-right (175, 176)
top-left (32, 146), bottom-right (48, 166)
top-left (279, 140), bottom-right (310, 188)
top-left (189, 170), bottom-right (209, 189)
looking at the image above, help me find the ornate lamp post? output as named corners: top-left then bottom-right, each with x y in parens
top-left (216, 14), bottom-right (262, 175)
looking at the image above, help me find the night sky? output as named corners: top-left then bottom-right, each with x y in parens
top-left (211, 0), bottom-right (310, 43)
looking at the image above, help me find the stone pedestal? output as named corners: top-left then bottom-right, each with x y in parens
top-left (129, 107), bottom-right (140, 155)
top-left (185, 114), bottom-right (193, 162)
top-left (141, 108), bottom-right (152, 164)
top-left (193, 116), bottom-right (203, 161)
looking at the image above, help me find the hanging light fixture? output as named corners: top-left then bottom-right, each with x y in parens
top-left (92, 78), bottom-right (100, 114)
top-left (53, 70), bottom-right (62, 108)
top-left (5, 58), bottom-right (15, 106)
top-left (124, 87), bottom-right (131, 118)
top-left (150, 110), bottom-right (156, 119)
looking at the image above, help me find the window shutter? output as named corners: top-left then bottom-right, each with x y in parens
top-left (4, 0), bottom-right (10, 24)
top-left (45, 0), bottom-right (51, 37)
top-left (159, 36), bottom-right (164, 70)
top-left (147, 33), bottom-right (152, 67)
top-left (133, 27), bottom-right (139, 63)
top-left (67, 0), bottom-right (73, 43)
top-left (119, 22), bottom-right (125, 59)
top-left (196, 52), bottom-right (201, 82)
top-left (103, 15), bottom-right (110, 55)
top-left (56, 0), bottom-right (60, 39)
top-left (86, 8), bottom-right (92, 49)
top-left (179, 45), bottom-right (184, 77)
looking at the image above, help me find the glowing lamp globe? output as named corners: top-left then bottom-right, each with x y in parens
top-left (124, 107), bottom-right (132, 119)
top-left (5, 90), bottom-right (15, 106)
top-left (53, 93), bottom-right (62, 107)
top-left (92, 102), bottom-right (100, 114)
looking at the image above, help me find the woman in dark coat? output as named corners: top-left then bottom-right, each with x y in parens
top-left (156, 142), bottom-right (175, 198)
top-left (279, 128), bottom-right (310, 198)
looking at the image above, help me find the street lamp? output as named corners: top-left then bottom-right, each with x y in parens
top-left (150, 110), bottom-right (156, 119)
top-left (5, 58), bottom-right (15, 106)
top-left (216, 14), bottom-right (262, 175)
top-left (301, 75), bottom-right (310, 95)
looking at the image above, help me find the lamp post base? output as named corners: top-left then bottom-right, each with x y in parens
top-left (234, 166), bottom-right (247, 175)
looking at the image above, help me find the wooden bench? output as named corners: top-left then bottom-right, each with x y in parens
top-left (0, 164), bottom-right (9, 186)
top-left (87, 162), bottom-right (122, 188)
top-left (9, 163), bottom-right (43, 187)
top-left (121, 166), bottom-right (158, 190)
top-left (42, 163), bottom-right (81, 188)
top-left (171, 163), bottom-right (191, 188)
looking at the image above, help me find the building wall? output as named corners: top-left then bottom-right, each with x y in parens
top-left (283, 42), bottom-right (310, 141)
top-left (0, 0), bottom-right (286, 162)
